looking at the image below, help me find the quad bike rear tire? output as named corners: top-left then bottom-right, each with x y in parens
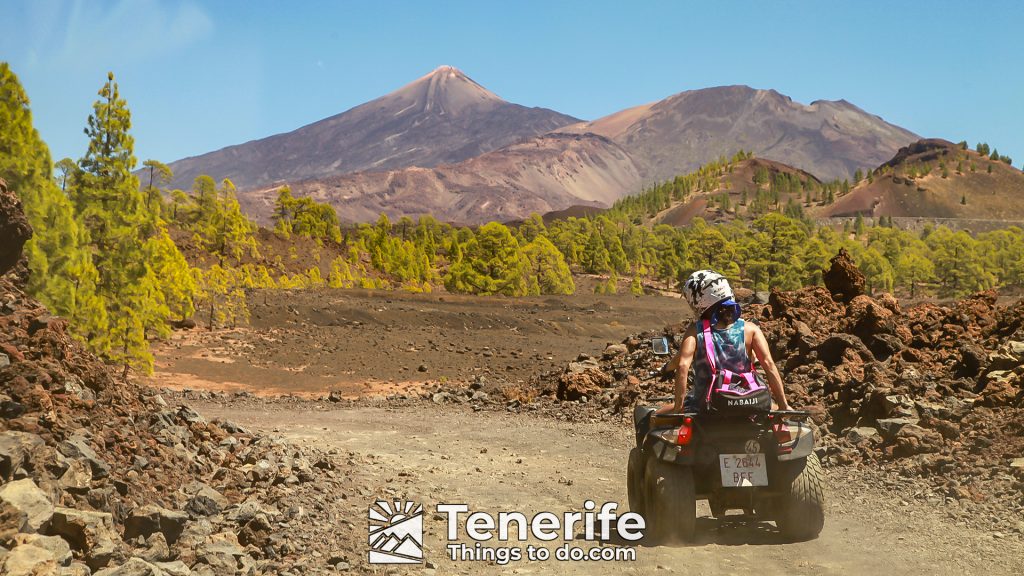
top-left (774, 452), bottom-right (825, 541)
top-left (644, 457), bottom-right (696, 543)
top-left (627, 448), bottom-right (645, 516)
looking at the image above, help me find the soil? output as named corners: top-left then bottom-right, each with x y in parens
top-left (149, 288), bottom-right (684, 397)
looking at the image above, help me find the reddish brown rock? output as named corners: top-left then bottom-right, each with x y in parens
top-left (0, 179), bottom-right (32, 278)
top-left (823, 248), bottom-right (865, 303)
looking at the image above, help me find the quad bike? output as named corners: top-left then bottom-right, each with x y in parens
top-left (626, 338), bottom-right (825, 543)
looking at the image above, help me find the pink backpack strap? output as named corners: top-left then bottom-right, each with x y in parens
top-left (702, 319), bottom-right (717, 374)
top-left (703, 320), bottom-right (719, 405)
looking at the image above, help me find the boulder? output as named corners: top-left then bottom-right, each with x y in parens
top-left (58, 436), bottom-right (111, 480)
top-left (846, 295), bottom-right (896, 341)
top-left (123, 505), bottom-right (188, 546)
top-left (823, 248), bottom-right (865, 303)
top-left (955, 342), bottom-right (988, 378)
top-left (867, 333), bottom-right (905, 361)
top-left (894, 424), bottom-right (944, 457)
top-left (845, 427), bottom-right (879, 443)
top-left (193, 532), bottom-right (246, 573)
top-left (1, 543), bottom-right (58, 576)
top-left (59, 459), bottom-right (93, 493)
top-left (816, 334), bottom-right (874, 367)
top-left (139, 532), bottom-right (171, 563)
top-left (1, 500), bottom-right (24, 543)
top-left (47, 507), bottom-right (124, 570)
top-left (602, 343), bottom-right (628, 359)
top-left (0, 431), bottom-right (45, 481)
top-left (0, 478), bottom-right (53, 532)
top-left (557, 366), bottom-right (612, 401)
top-left (182, 483), bottom-right (228, 518)
top-left (876, 417), bottom-right (918, 440)
top-left (13, 533), bottom-right (73, 565)
top-left (0, 178), bottom-right (33, 277)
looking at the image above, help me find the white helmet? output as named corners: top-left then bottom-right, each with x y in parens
top-left (684, 270), bottom-right (734, 316)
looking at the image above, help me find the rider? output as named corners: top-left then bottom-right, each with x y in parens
top-left (658, 270), bottom-right (790, 415)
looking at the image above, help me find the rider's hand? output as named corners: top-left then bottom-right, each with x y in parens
top-left (672, 395), bottom-right (683, 413)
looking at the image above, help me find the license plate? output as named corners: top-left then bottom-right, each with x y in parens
top-left (719, 453), bottom-right (768, 487)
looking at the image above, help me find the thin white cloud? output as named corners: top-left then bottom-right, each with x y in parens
top-left (24, 0), bottom-right (214, 69)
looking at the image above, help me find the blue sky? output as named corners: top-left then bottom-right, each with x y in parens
top-left (3, 0), bottom-right (1022, 168)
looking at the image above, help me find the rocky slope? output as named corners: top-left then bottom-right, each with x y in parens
top-left (558, 85), bottom-right (919, 183)
top-left (815, 138), bottom-right (1024, 220)
top-left (0, 185), bottom-right (360, 574)
top-left (0, 179), bottom-right (31, 278)
top-left (242, 132), bottom-right (642, 225)
top-left (165, 66), bottom-right (579, 191)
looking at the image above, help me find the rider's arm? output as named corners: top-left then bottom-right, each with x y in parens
top-left (672, 327), bottom-right (698, 412)
top-left (750, 324), bottom-right (791, 410)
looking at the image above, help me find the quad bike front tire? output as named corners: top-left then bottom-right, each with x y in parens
top-left (774, 452), bottom-right (826, 541)
top-left (644, 457), bottom-right (696, 543)
top-left (627, 447), bottom-right (646, 516)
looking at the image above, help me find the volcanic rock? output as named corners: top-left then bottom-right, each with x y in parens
top-left (123, 506), bottom-right (188, 546)
top-left (823, 248), bottom-right (866, 303)
top-left (2, 542), bottom-right (58, 575)
top-left (0, 479), bottom-right (53, 533)
top-left (0, 179), bottom-right (32, 278)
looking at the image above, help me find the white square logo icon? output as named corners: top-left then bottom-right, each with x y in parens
top-left (368, 500), bottom-right (424, 564)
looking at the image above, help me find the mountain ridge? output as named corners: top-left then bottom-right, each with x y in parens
top-left (162, 69), bottom-right (924, 224)
top-left (241, 132), bottom-right (641, 225)
top-left (164, 66), bottom-right (580, 190)
top-left (556, 84), bottom-right (919, 183)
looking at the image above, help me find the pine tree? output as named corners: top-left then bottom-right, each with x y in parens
top-left (74, 72), bottom-right (191, 375)
top-left (630, 275), bottom-right (644, 296)
top-left (328, 257), bottom-right (355, 288)
top-left (522, 235), bottom-right (574, 295)
top-left (444, 222), bottom-right (527, 296)
top-left (581, 228), bottom-right (612, 274)
top-left (142, 159), bottom-right (171, 214)
top-left (194, 265), bottom-right (248, 329)
top-left (0, 63), bottom-right (110, 350)
top-left (148, 227), bottom-right (196, 322)
top-left (54, 158), bottom-right (78, 193)
top-left (205, 179), bottom-right (259, 263)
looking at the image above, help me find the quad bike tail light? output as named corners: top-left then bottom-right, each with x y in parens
top-left (654, 417), bottom-right (693, 446)
top-left (676, 416), bottom-right (693, 446)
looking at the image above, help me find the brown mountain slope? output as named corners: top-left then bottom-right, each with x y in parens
top-left (815, 139), bottom-right (1024, 220)
top-left (653, 158), bottom-right (822, 226)
top-left (164, 66), bottom-right (579, 190)
top-left (558, 85), bottom-right (919, 182)
top-left (240, 133), bottom-right (642, 225)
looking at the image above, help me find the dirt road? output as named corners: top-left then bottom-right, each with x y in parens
top-left (193, 400), bottom-right (1023, 575)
